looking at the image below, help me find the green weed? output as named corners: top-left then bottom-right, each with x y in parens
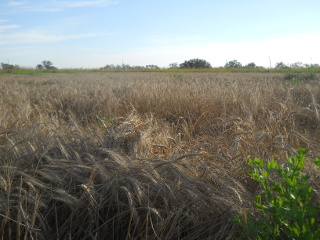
top-left (173, 74), bottom-right (183, 79)
top-left (284, 71), bottom-right (317, 82)
top-left (96, 114), bottom-right (115, 131)
top-left (235, 149), bottom-right (320, 239)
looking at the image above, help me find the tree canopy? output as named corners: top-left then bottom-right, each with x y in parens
top-left (224, 60), bottom-right (242, 68)
top-left (36, 60), bottom-right (57, 70)
top-left (179, 58), bottom-right (212, 69)
top-left (275, 62), bottom-right (289, 69)
top-left (244, 62), bottom-right (256, 68)
top-left (1, 63), bottom-right (19, 73)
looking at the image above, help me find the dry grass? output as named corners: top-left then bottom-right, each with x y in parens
top-left (0, 72), bottom-right (319, 239)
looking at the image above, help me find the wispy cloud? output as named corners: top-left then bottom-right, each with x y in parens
top-left (144, 35), bottom-right (207, 45)
top-left (8, 1), bottom-right (28, 7)
top-left (0, 19), bottom-right (20, 33)
top-left (0, 24), bottom-right (21, 32)
top-left (57, 1), bottom-right (118, 8)
top-left (6, 0), bottom-right (118, 12)
top-left (0, 31), bottom-right (117, 45)
top-left (20, 7), bottom-right (64, 12)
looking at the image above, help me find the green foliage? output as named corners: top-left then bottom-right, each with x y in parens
top-left (146, 64), bottom-right (159, 69)
top-left (225, 60), bottom-right (242, 68)
top-left (289, 77), bottom-right (300, 86)
top-left (244, 62), bottom-right (256, 68)
top-left (284, 71), bottom-right (317, 84)
top-left (173, 74), bottom-right (183, 79)
top-left (179, 58), bottom-right (212, 69)
top-left (169, 62), bottom-right (179, 69)
top-left (95, 114), bottom-right (115, 132)
top-left (290, 62), bottom-right (304, 69)
top-left (1, 63), bottom-right (19, 73)
top-left (36, 64), bottom-right (44, 70)
top-left (36, 60), bottom-right (57, 70)
top-left (275, 62), bottom-right (289, 69)
top-left (235, 149), bottom-right (320, 239)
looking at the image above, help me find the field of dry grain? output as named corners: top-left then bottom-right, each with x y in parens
top-left (0, 72), bottom-right (319, 239)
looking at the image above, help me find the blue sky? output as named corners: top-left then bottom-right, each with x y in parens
top-left (0, 0), bottom-right (320, 68)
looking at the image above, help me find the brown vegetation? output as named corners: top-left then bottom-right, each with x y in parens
top-left (0, 72), bottom-right (319, 239)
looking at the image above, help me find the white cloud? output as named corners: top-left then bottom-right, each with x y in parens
top-left (5, 0), bottom-right (117, 12)
top-left (8, 1), bottom-right (28, 6)
top-left (0, 24), bottom-right (21, 32)
top-left (57, 0), bottom-right (118, 8)
top-left (23, 7), bottom-right (64, 12)
top-left (0, 19), bottom-right (9, 23)
top-left (0, 31), bottom-right (117, 45)
top-left (144, 35), bottom-right (207, 45)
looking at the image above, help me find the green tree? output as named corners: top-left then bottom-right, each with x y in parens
top-left (146, 64), bottom-right (159, 69)
top-left (244, 62), bottom-right (256, 68)
top-left (1, 63), bottom-right (17, 73)
top-left (37, 60), bottom-right (57, 70)
top-left (42, 60), bottom-right (56, 69)
top-left (169, 62), bottom-right (179, 69)
top-left (224, 60), bottom-right (242, 68)
top-left (275, 62), bottom-right (288, 69)
top-left (179, 58), bottom-right (212, 69)
top-left (306, 63), bottom-right (320, 68)
top-left (290, 62), bottom-right (304, 68)
top-left (36, 64), bottom-right (44, 70)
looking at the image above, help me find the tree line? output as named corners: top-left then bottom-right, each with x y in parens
top-left (1, 59), bottom-right (320, 72)
top-left (171, 59), bottom-right (320, 69)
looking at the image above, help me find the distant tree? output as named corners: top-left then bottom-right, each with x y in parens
top-left (121, 63), bottom-right (131, 69)
top-left (179, 58), bottom-right (212, 69)
top-left (1, 63), bottom-right (17, 73)
top-left (101, 64), bottom-right (150, 70)
top-left (275, 62), bottom-right (288, 69)
top-left (130, 65), bottom-right (144, 69)
top-left (101, 64), bottom-right (118, 69)
top-left (305, 63), bottom-right (320, 68)
top-left (169, 62), bottom-right (179, 69)
top-left (37, 60), bottom-right (57, 70)
top-left (244, 62), bottom-right (256, 68)
top-left (42, 60), bottom-right (57, 69)
top-left (290, 62), bottom-right (304, 68)
top-left (146, 64), bottom-right (159, 69)
top-left (224, 60), bottom-right (242, 68)
top-left (36, 64), bottom-right (44, 70)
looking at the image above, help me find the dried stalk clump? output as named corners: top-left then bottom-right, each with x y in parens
top-left (0, 72), bottom-right (319, 239)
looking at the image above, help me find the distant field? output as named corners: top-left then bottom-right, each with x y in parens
top-left (0, 72), bottom-right (319, 239)
top-left (1, 66), bottom-right (320, 74)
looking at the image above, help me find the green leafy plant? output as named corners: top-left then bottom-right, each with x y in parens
top-left (289, 76), bottom-right (300, 86)
top-left (235, 149), bottom-right (320, 239)
top-left (284, 71), bottom-right (317, 83)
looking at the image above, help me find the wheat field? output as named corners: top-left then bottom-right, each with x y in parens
top-left (0, 72), bottom-right (319, 239)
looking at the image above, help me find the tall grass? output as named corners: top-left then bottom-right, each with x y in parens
top-left (0, 72), bottom-right (319, 239)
